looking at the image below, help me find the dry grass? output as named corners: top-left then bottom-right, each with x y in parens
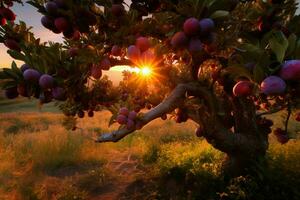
top-left (0, 111), bottom-right (299, 199)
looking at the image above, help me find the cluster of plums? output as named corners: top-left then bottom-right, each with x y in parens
top-left (171, 17), bottom-right (215, 52)
top-left (116, 107), bottom-right (140, 130)
top-left (127, 36), bottom-right (155, 64)
top-left (90, 57), bottom-right (111, 80)
top-left (41, 1), bottom-right (97, 39)
top-left (5, 64), bottom-right (66, 103)
top-left (232, 60), bottom-right (300, 97)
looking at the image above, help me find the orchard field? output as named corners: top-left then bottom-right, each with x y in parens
top-left (2, 0), bottom-right (300, 199)
top-left (0, 97), bottom-right (300, 200)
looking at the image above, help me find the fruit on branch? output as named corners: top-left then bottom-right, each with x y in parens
top-left (0, 7), bottom-right (15, 21)
top-left (41, 16), bottom-right (55, 29)
top-left (273, 128), bottom-right (289, 144)
top-left (23, 69), bottom-right (41, 82)
top-left (141, 49), bottom-right (155, 64)
top-left (136, 37), bottom-right (150, 52)
top-left (183, 18), bottom-right (200, 36)
top-left (279, 60), bottom-right (300, 81)
top-left (119, 107), bottom-right (129, 116)
top-left (260, 76), bottom-right (286, 95)
top-left (233, 81), bottom-right (253, 97)
top-left (100, 58), bottom-right (111, 70)
top-left (127, 45), bottom-right (141, 61)
top-left (17, 84), bottom-right (29, 97)
top-left (171, 31), bottom-right (188, 48)
top-left (188, 38), bottom-right (203, 53)
top-left (111, 45), bottom-right (122, 56)
top-left (54, 17), bottom-right (70, 32)
top-left (45, 2), bottom-right (58, 16)
top-left (4, 39), bottom-right (20, 51)
top-left (199, 18), bottom-right (215, 35)
top-left (91, 65), bottom-right (102, 79)
top-left (52, 87), bottom-right (66, 101)
top-left (77, 110), bottom-right (85, 118)
top-left (0, 17), bottom-right (7, 26)
top-left (5, 87), bottom-right (18, 99)
top-left (39, 74), bottom-right (54, 89)
top-left (72, 30), bottom-right (81, 40)
top-left (20, 64), bottom-right (30, 73)
top-left (88, 110), bottom-right (94, 117)
top-left (53, 0), bottom-right (67, 9)
top-left (111, 4), bottom-right (125, 17)
top-left (117, 114), bottom-right (127, 124)
top-left (128, 111), bottom-right (137, 120)
top-left (161, 114), bottom-right (167, 120)
top-left (127, 119), bottom-right (135, 129)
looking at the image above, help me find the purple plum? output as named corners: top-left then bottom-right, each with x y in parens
top-left (199, 18), bottom-right (215, 35)
top-left (188, 38), bottom-right (203, 52)
top-left (171, 32), bottom-right (188, 48)
top-left (41, 16), bottom-right (54, 29)
top-left (261, 76), bottom-right (286, 95)
top-left (128, 111), bottom-right (137, 120)
top-left (183, 18), bottom-right (200, 36)
top-left (45, 2), bottom-right (58, 15)
top-left (117, 114), bottom-right (127, 125)
top-left (23, 69), bottom-right (41, 82)
top-left (136, 37), bottom-right (150, 52)
top-left (127, 45), bottom-right (141, 61)
top-left (20, 64), bottom-right (30, 72)
top-left (39, 74), bottom-right (54, 89)
top-left (52, 87), bottom-right (66, 100)
top-left (119, 107), bottom-right (129, 116)
top-left (279, 60), bottom-right (300, 80)
top-left (5, 87), bottom-right (18, 99)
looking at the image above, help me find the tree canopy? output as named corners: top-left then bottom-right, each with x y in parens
top-left (0, 0), bottom-right (300, 161)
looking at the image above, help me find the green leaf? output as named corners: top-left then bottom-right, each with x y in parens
top-left (253, 64), bottom-right (266, 83)
top-left (7, 50), bottom-right (26, 61)
top-left (210, 10), bottom-right (229, 19)
top-left (0, 71), bottom-right (10, 79)
top-left (295, 39), bottom-right (300, 59)
top-left (2, 68), bottom-right (19, 80)
top-left (225, 65), bottom-right (252, 81)
top-left (269, 31), bottom-right (288, 62)
top-left (0, 81), bottom-right (17, 89)
top-left (286, 33), bottom-right (297, 57)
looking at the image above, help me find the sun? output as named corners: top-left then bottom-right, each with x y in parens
top-left (140, 66), bottom-right (152, 76)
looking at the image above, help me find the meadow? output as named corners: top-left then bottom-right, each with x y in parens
top-left (0, 98), bottom-right (300, 200)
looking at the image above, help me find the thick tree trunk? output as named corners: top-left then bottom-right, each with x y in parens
top-left (222, 148), bottom-right (267, 178)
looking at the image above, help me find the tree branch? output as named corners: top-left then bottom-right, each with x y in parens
top-left (96, 82), bottom-right (201, 143)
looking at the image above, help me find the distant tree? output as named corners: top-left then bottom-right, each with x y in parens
top-left (1, 0), bottom-right (300, 177)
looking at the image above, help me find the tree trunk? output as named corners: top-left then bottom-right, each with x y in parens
top-left (222, 152), bottom-right (266, 178)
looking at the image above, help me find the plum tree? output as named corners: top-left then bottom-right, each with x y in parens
top-left (1, 0), bottom-right (300, 178)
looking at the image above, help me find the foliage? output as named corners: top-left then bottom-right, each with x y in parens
top-left (1, 0), bottom-right (300, 180)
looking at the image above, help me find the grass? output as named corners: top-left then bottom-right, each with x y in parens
top-left (0, 98), bottom-right (299, 199)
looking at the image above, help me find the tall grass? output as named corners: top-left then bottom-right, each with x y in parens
top-left (0, 112), bottom-right (299, 199)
